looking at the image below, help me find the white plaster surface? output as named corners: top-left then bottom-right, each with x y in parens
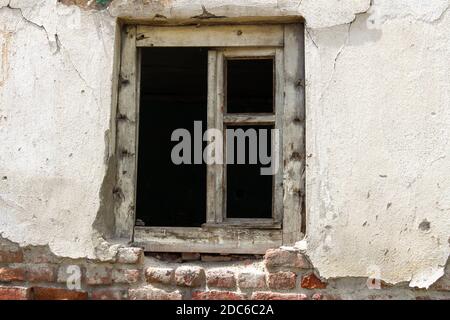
top-left (305, 0), bottom-right (450, 288)
top-left (0, 0), bottom-right (448, 287)
top-left (0, 0), bottom-right (116, 259)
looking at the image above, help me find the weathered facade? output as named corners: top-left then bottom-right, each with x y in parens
top-left (0, 0), bottom-right (449, 299)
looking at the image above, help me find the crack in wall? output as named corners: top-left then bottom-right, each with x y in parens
top-left (317, 0), bottom-right (373, 103)
top-left (5, 1), bottom-right (59, 54)
top-left (317, 23), bottom-right (352, 104)
top-left (433, 3), bottom-right (450, 24)
top-left (305, 28), bottom-right (318, 49)
top-left (191, 5), bottom-right (226, 19)
top-left (366, 0), bottom-right (449, 27)
top-left (3, 3), bottom-right (102, 114)
top-left (56, 36), bottom-right (101, 110)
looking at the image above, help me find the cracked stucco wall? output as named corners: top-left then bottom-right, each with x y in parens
top-left (304, 0), bottom-right (450, 289)
top-left (0, 0), bottom-right (449, 289)
top-left (0, 0), bottom-right (116, 259)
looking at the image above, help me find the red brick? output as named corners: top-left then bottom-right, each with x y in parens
top-left (112, 268), bottom-right (141, 284)
top-left (192, 291), bottom-right (245, 300)
top-left (26, 265), bottom-right (56, 283)
top-left (206, 269), bottom-right (236, 288)
top-left (57, 265), bottom-right (83, 283)
top-left (129, 287), bottom-right (182, 300)
top-left (0, 249), bottom-right (23, 263)
top-left (91, 289), bottom-right (128, 300)
top-left (0, 267), bottom-right (25, 282)
top-left (175, 266), bottom-right (205, 287)
top-left (116, 247), bottom-right (143, 264)
top-left (267, 271), bottom-right (296, 290)
top-left (264, 248), bottom-right (308, 269)
top-left (0, 286), bottom-right (31, 300)
top-left (146, 267), bottom-right (174, 285)
top-left (301, 273), bottom-right (327, 289)
top-left (86, 265), bottom-right (112, 285)
top-left (251, 292), bottom-right (308, 300)
top-left (33, 287), bottom-right (88, 300)
top-left (311, 293), bottom-right (341, 300)
top-left (238, 272), bottom-right (266, 289)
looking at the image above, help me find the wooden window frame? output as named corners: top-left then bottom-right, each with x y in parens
top-left (115, 24), bottom-right (305, 254)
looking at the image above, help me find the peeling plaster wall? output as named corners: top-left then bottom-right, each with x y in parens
top-left (0, 0), bottom-right (449, 289)
top-left (304, 0), bottom-right (450, 288)
top-left (0, 0), bottom-right (116, 259)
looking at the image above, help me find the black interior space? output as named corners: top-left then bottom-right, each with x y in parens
top-left (136, 49), bottom-right (275, 227)
top-left (226, 125), bottom-right (273, 219)
top-left (226, 58), bottom-right (274, 113)
top-left (225, 58), bottom-right (275, 219)
top-left (136, 47), bottom-right (207, 227)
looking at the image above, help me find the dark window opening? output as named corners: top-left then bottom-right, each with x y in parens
top-left (136, 47), bottom-right (208, 227)
top-left (226, 58), bottom-right (274, 114)
top-left (226, 125), bottom-right (273, 219)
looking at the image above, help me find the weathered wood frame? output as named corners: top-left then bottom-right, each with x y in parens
top-left (205, 47), bottom-right (284, 229)
top-left (115, 24), bottom-right (305, 253)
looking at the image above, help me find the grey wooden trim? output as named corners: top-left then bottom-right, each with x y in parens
top-left (115, 23), bottom-right (305, 252)
top-left (134, 226), bottom-right (282, 254)
top-left (282, 24), bottom-right (305, 245)
top-left (115, 25), bottom-right (138, 239)
top-left (221, 47), bottom-right (277, 58)
top-left (223, 114), bottom-right (276, 125)
top-left (273, 47), bottom-right (285, 224)
top-left (204, 218), bottom-right (281, 229)
top-left (206, 50), bottom-right (218, 224)
top-left (136, 25), bottom-right (284, 47)
top-left (215, 51), bottom-right (225, 223)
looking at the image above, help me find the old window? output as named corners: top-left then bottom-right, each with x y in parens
top-left (115, 24), bottom-right (305, 254)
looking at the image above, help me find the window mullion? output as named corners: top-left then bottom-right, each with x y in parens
top-left (282, 25), bottom-right (305, 244)
top-left (206, 50), bottom-right (218, 224)
top-left (273, 48), bottom-right (284, 224)
top-left (223, 114), bottom-right (276, 125)
top-left (116, 25), bottom-right (138, 240)
top-left (215, 51), bottom-right (225, 223)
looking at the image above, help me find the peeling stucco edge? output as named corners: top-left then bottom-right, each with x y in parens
top-left (90, 15), bottom-right (126, 262)
top-left (2, 1), bottom-right (58, 52)
top-left (301, 1), bottom-right (450, 290)
top-left (0, 2), bottom-right (124, 261)
top-left (291, 239), bottom-right (450, 289)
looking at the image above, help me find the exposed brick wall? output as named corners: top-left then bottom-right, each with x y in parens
top-left (0, 239), bottom-right (449, 300)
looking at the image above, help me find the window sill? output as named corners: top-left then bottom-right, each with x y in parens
top-left (133, 226), bottom-right (282, 254)
top-left (202, 218), bottom-right (281, 229)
